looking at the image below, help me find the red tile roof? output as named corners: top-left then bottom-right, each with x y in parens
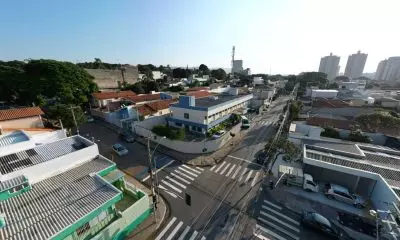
top-left (312, 99), bottom-right (350, 108)
top-left (0, 107), bottom-right (44, 121)
top-left (187, 87), bottom-right (210, 92)
top-left (92, 90), bottom-right (136, 100)
top-left (137, 99), bottom-right (176, 116)
top-left (126, 93), bottom-right (161, 103)
top-left (306, 117), bottom-right (354, 130)
top-left (187, 91), bottom-right (213, 99)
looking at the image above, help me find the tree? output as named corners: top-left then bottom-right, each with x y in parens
top-left (94, 58), bottom-right (104, 69)
top-left (289, 101), bottom-right (302, 120)
top-left (172, 68), bottom-right (187, 78)
top-left (199, 64), bottom-right (210, 76)
top-left (327, 82), bottom-right (339, 89)
top-left (46, 104), bottom-right (86, 129)
top-left (210, 68), bottom-right (227, 80)
top-left (334, 76), bottom-right (349, 81)
top-left (321, 127), bottom-right (341, 139)
top-left (348, 130), bottom-right (370, 143)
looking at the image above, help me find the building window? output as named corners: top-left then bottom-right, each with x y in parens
top-left (184, 113), bottom-right (189, 119)
top-left (76, 222), bottom-right (90, 236)
top-left (197, 127), bottom-right (202, 132)
top-left (176, 122), bottom-right (182, 127)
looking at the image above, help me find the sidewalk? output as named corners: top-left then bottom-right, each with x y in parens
top-left (123, 174), bottom-right (169, 240)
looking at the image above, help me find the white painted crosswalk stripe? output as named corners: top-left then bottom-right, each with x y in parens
top-left (166, 221), bottom-right (183, 240)
top-left (177, 226), bottom-right (191, 240)
top-left (196, 166), bottom-right (204, 171)
top-left (165, 176), bottom-right (187, 189)
top-left (175, 169), bottom-right (195, 181)
top-left (182, 164), bottom-right (202, 174)
top-left (178, 166), bottom-right (199, 177)
top-left (257, 217), bottom-right (300, 240)
top-left (225, 164), bottom-right (236, 177)
top-left (245, 170), bottom-right (253, 183)
top-left (189, 230), bottom-right (198, 240)
top-left (260, 211), bottom-right (300, 233)
top-left (238, 167), bottom-right (247, 182)
top-left (263, 200), bottom-right (282, 210)
top-left (170, 172), bottom-right (191, 184)
top-left (261, 205), bottom-right (300, 225)
top-left (155, 217), bottom-right (177, 240)
top-left (161, 180), bottom-right (182, 193)
top-left (201, 237), bottom-right (206, 240)
top-left (220, 163), bottom-right (231, 175)
top-left (255, 224), bottom-right (287, 240)
top-left (214, 162), bottom-right (226, 173)
top-left (231, 166), bottom-right (241, 179)
top-left (159, 185), bottom-right (178, 198)
top-left (251, 171), bottom-right (260, 187)
top-left (209, 165), bottom-right (217, 171)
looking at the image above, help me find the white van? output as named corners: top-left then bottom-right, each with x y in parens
top-left (279, 165), bottom-right (318, 192)
top-left (241, 115), bottom-right (250, 129)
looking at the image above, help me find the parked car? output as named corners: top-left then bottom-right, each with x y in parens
top-left (120, 132), bottom-right (135, 143)
top-left (212, 130), bottom-right (226, 139)
top-left (112, 143), bottom-right (128, 156)
top-left (302, 211), bottom-right (341, 239)
top-left (279, 165), bottom-right (318, 192)
top-left (324, 183), bottom-right (367, 209)
top-left (87, 116), bottom-right (94, 123)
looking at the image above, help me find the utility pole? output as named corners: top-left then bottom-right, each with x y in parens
top-left (69, 106), bottom-right (80, 135)
top-left (147, 137), bottom-right (157, 223)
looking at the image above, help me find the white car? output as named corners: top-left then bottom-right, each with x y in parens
top-left (212, 130), bottom-right (226, 139)
top-left (112, 143), bottom-right (128, 156)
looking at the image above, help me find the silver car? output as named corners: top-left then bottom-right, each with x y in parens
top-left (324, 183), bottom-right (366, 209)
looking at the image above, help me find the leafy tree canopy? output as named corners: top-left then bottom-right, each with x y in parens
top-left (123, 80), bottom-right (160, 94)
top-left (321, 127), bottom-right (341, 139)
top-left (77, 58), bottom-right (122, 70)
top-left (210, 68), bottom-right (227, 80)
top-left (46, 104), bottom-right (86, 129)
top-left (199, 64), bottom-right (210, 76)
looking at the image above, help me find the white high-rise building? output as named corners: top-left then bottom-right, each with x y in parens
top-left (381, 57), bottom-right (400, 82)
top-left (375, 59), bottom-right (387, 81)
top-left (344, 50), bottom-right (368, 79)
top-left (318, 53), bottom-right (340, 81)
top-left (232, 60), bottom-right (243, 73)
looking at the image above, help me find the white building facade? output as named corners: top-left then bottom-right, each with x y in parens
top-left (375, 59), bottom-right (388, 81)
top-left (344, 50), bottom-right (368, 79)
top-left (232, 60), bottom-right (243, 73)
top-left (318, 53), bottom-right (340, 81)
top-left (381, 57), bottom-right (400, 82)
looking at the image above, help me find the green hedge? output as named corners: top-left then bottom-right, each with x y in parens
top-left (152, 125), bottom-right (185, 140)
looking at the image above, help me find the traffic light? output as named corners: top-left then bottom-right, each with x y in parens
top-left (185, 193), bottom-right (191, 206)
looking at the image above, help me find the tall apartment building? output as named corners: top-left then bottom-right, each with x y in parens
top-left (318, 53), bottom-right (340, 81)
top-left (232, 60), bottom-right (243, 73)
top-left (381, 57), bottom-right (400, 81)
top-left (375, 59), bottom-right (388, 81)
top-left (344, 50), bottom-right (368, 79)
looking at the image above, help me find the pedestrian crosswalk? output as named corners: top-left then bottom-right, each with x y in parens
top-left (156, 217), bottom-right (206, 240)
top-left (254, 200), bottom-right (301, 240)
top-left (157, 164), bottom-right (203, 199)
top-left (209, 162), bottom-right (261, 187)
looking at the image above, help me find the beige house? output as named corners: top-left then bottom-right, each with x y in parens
top-left (0, 107), bottom-right (44, 130)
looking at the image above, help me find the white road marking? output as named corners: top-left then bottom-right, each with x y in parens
top-left (201, 237), bottom-right (206, 240)
top-left (262, 205), bottom-right (300, 225)
top-left (166, 221), bottom-right (183, 240)
top-left (182, 164), bottom-right (202, 174)
top-left (226, 164), bottom-right (236, 177)
top-left (155, 217), bottom-right (177, 240)
top-left (189, 230), bottom-right (199, 240)
top-left (227, 155), bottom-right (263, 167)
top-left (220, 163), bottom-right (231, 175)
top-left (165, 176), bottom-right (187, 189)
top-left (159, 185), bottom-right (178, 198)
top-left (257, 217), bottom-right (300, 240)
top-left (142, 160), bottom-right (175, 182)
top-left (231, 166), bottom-right (241, 179)
top-left (239, 167), bottom-right (247, 182)
top-left (245, 170), bottom-right (253, 183)
top-left (170, 172), bottom-right (191, 184)
top-left (178, 226), bottom-right (191, 240)
top-left (196, 166), bottom-right (204, 171)
top-left (178, 166), bottom-right (199, 177)
top-left (214, 162), bottom-right (226, 173)
top-left (175, 170), bottom-right (195, 181)
top-left (209, 165), bottom-right (217, 171)
top-left (251, 171), bottom-right (260, 187)
top-left (260, 211), bottom-right (300, 232)
top-left (161, 180), bottom-right (182, 193)
top-left (263, 200), bottom-right (282, 210)
top-left (255, 224), bottom-right (287, 240)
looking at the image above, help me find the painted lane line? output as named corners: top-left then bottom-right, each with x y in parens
top-left (189, 230), bottom-right (199, 240)
top-left (158, 185), bottom-right (177, 198)
top-left (238, 167), bottom-right (247, 182)
top-left (226, 164), bottom-right (236, 177)
top-left (257, 217), bottom-right (299, 240)
top-left (263, 200), bottom-right (282, 210)
top-left (142, 160), bottom-right (175, 182)
top-left (220, 163), bottom-right (231, 175)
top-left (170, 172), bottom-right (191, 184)
top-left (175, 170), bottom-right (195, 181)
top-left (201, 237), bottom-right (206, 240)
top-left (181, 164), bottom-right (202, 174)
top-left (214, 162), bottom-right (226, 174)
top-left (251, 171), bottom-right (260, 187)
top-left (161, 180), bottom-right (182, 193)
top-left (245, 170), bottom-right (253, 183)
top-left (165, 176), bottom-right (187, 189)
top-left (261, 205), bottom-right (300, 225)
top-left (209, 165), bottom-right (217, 171)
top-left (166, 221), bottom-right (183, 240)
top-left (255, 224), bottom-right (287, 240)
top-left (155, 217), bottom-right (177, 240)
top-left (178, 167), bottom-right (198, 177)
top-left (231, 166), bottom-right (241, 179)
top-left (260, 211), bottom-right (300, 232)
top-left (177, 226), bottom-right (191, 240)
top-left (196, 166), bottom-right (204, 171)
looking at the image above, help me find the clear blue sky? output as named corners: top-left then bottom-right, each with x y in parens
top-left (1, 0), bottom-right (399, 74)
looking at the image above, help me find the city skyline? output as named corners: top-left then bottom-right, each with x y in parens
top-left (1, 0), bottom-right (400, 74)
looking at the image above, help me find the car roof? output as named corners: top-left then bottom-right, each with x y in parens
top-left (113, 143), bottom-right (123, 147)
top-left (312, 213), bottom-right (331, 227)
top-left (330, 183), bottom-right (349, 193)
